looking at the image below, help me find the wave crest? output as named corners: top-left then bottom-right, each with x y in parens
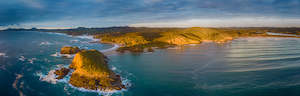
top-left (51, 52), bottom-right (74, 58)
top-left (40, 41), bottom-right (52, 46)
top-left (0, 53), bottom-right (8, 57)
top-left (36, 70), bottom-right (58, 84)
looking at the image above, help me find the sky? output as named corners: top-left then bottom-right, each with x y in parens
top-left (1, 0), bottom-right (300, 29)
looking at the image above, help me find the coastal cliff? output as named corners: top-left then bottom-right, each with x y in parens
top-left (68, 49), bottom-right (125, 91)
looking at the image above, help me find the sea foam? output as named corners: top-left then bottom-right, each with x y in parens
top-left (51, 52), bottom-right (74, 58)
top-left (36, 70), bottom-right (58, 84)
top-left (100, 44), bottom-right (120, 53)
top-left (28, 58), bottom-right (37, 64)
top-left (40, 41), bottom-right (52, 46)
top-left (75, 35), bottom-right (99, 41)
top-left (18, 56), bottom-right (26, 61)
top-left (0, 53), bottom-right (8, 57)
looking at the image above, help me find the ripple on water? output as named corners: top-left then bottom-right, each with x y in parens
top-left (225, 37), bottom-right (300, 72)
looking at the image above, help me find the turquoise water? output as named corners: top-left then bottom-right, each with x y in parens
top-left (1, 31), bottom-right (300, 96)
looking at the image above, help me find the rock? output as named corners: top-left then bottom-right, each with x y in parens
top-left (60, 46), bottom-right (81, 54)
top-left (68, 49), bottom-right (125, 91)
top-left (54, 67), bottom-right (70, 79)
top-left (147, 48), bottom-right (154, 52)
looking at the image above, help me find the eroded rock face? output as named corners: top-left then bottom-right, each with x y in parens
top-left (68, 49), bottom-right (125, 91)
top-left (54, 67), bottom-right (70, 79)
top-left (60, 46), bottom-right (81, 54)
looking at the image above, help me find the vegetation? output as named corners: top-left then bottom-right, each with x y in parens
top-left (69, 49), bottom-right (110, 74)
top-left (94, 27), bottom-right (268, 53)
top-left (4, 26), bottom-right (300, 53)
top-left (69, 49), bottom-right (125, 91)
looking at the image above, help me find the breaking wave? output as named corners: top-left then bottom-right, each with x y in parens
top-left (0, 53), bottom-right (8, 57)
top-left (43, 32), bottom-right (70, 37)
top-left (100, 44), bottom-right (120, 53)
top-left (18, 56), bottom-right (26, 61)
top-left (18, 56), bottom-right (37, 64)
top-left (51, 52), bottom-right (75, 58)
top-left (40, 41), bottom-right (52, 46)
top-left (27, 58), bottom-right (37, 64)
top-left (75, 35), bottom-right (99, 42)
top-left (36, 70), bottom-right (58, 84)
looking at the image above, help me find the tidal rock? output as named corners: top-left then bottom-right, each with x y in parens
top-left (147, 48), bottom-right (154, 52)
top-left (54, 67), bottom-right (70, 79)
top-left (60, 46), bottom-right (81, 54)
top-left (68, 49), bottom-right (125, 91)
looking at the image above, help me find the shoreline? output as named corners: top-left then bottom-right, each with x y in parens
top-left (100, 44), bottom-right (121, 55)
top-left (41, 31), bottom-right (300, 54)
top-left (38, 32), bottom-right (128, 94)
top-left (43, 31), bottom-right (121, 54)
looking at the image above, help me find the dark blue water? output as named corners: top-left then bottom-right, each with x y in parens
top-left (1, 31), bottom-right (300, 96)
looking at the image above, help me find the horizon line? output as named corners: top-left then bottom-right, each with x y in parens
top-left (2, 26), bottom-right (300, 30)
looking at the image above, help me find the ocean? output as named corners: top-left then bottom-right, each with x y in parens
top-left (1, 31), bottom-right (300, 96)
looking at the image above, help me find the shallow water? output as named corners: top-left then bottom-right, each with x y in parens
top-left (1, 31), bottom-right (300, 96)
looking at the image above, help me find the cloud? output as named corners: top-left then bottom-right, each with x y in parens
top-left (0, 0), bottom-right (300, 28)
top-left (131, 17), bottom-right (300, 27)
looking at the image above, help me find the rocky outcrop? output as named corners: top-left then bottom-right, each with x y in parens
top-left (68, 49), bottom-right (125, 91)
top-left (54, 67), bottom-right (70, 79)
top-left (60, 46), bottom-right (81, 54)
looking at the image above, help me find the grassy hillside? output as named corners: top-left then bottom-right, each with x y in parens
top-left (70, 49), bottom-right (111, 75)
top-left (69, 49), bottom-right (124, 91)
top-left (100, 32), bottom-right (149, 46)
top-left (94, 27), bottom-right (267, 53)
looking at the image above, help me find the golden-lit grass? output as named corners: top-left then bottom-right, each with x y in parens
top-left (100, 33), bottom-right (149, 47)
top-left (95, 27), bottom-right (268, 52)
top-left (70, 49), bottom-right (111, 76)
top-left (69, 50), bottom-right (124, 91)
top-left (154, 27), bottom-right (234, 45)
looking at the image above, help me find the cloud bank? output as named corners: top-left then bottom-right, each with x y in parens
top-left (0, 0), bottom-right (300, 28)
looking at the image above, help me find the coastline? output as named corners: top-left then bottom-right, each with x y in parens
top-left (36, 31), bottom-right (300, 54)
top-left (100, 44), bottom-right (121, 55)
top-left (43, 31), bottom-right (121, 54)
top-left (55, 31), bottom-right (300, 53)
top-left (3, 30), bottom-right (300, 96)
top-left (37, 32), bottom-right (129, 94)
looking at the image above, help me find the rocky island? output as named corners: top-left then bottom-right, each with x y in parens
top-left (60, 46), bottom-right (81, 54)
top-left (54, 47), bottom-right (125, 91)
top-left (54, 46), bottom-right (81, 79)
top-left (68, 49), bottom-right (125, 91)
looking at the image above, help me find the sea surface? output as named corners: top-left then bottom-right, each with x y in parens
top-left (1, 31), bottom-right (300, 96)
